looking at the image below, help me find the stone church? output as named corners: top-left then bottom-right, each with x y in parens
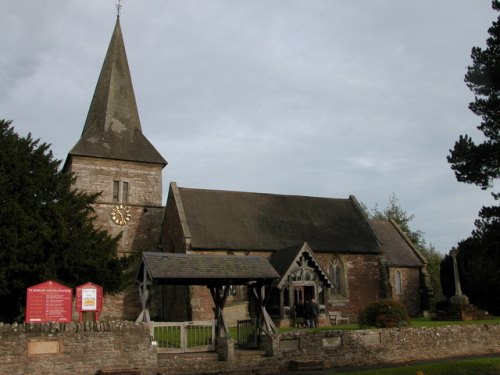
top-left (65, 18), bottom-right (432, 324)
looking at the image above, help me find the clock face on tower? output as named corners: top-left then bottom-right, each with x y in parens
top-left (111, 204), bottom-right (131, 226)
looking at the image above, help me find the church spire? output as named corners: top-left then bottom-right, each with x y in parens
top-left (69, 18), bottom-right (167, 166)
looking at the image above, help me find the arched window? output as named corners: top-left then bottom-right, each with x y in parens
top-left (328, 256), bottom-right (346, 297)
top-left (395, 270), bottom-right (402, 295)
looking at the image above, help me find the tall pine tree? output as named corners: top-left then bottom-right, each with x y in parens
top-left (0, 120), bottom-right (128, 322)
top-left (445, 1), bottom-right (500, 314)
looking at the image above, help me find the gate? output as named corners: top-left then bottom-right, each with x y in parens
top-left (151, 320), bottom-right (216, 353)
top-left (237, 319), bottom-right (259, 349)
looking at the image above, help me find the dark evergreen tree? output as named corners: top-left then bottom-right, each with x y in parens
top-left (448, 1), bottom-right (500, 192)
top-left (444, 1), bottom-right (500, 315)
top-left (0, 120), bottom-right (128, 322)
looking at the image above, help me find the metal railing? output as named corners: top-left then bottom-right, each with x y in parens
top-left (237, 318), bottom-right (259, 349)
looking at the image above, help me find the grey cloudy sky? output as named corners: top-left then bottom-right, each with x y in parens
top-left (1, 1), bottom-right (497, 253)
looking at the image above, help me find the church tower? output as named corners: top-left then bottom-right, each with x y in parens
top-left (65, 17), bottom-right (166, 318)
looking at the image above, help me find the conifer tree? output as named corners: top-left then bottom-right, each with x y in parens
top-left (448, 1), bottom-right (500, 193)
top-left (444, 1), bottom-right (500, 314)
top-left (0, 120), bottom-right (128, 322)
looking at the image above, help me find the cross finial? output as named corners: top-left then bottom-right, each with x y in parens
top-left (116, 0), bottom-right (122, 18)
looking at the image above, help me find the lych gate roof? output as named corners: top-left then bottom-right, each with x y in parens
top-left (69, 19), bottom-right (166, 166)
top-left (370, 220), bottom-right (425, 267)
top-left (173, 184), bottom-right (381, 253)
top-left (138, 252), bottom-right (280, 285)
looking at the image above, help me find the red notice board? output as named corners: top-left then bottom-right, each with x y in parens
top-left (25, 280), bottom-right (72, 323)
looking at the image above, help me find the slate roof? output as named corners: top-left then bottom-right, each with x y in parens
top-left (174, 185), bottom-right (381, 253)
top-left (269, 244), bottom-right (305, 277)
top-left (370, 220), bottom-right (425, 267)
top-left (139, 252), bottom-right (279, 285)
top-left (69, 19), bottom-right (166, 166)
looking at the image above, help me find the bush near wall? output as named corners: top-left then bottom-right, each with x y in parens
top-left (358, 299), bottom-right (410, 328)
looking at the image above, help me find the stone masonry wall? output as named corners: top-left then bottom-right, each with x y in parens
top-left (2, 321), bottom-right (500, 374)
top-left (0, 321), bottom-right (156, 375)
top-left (315, 253), bottom-right (385, 319)
top-left (67, 156), bottom-right (164, 320)
top-left (274, 324), bottom-right (500, 369)
top-left (156, 324), bottom-right (500, 374)
top-left (68, 156), bottom-right (164, 256)
top-left (390, 267), bottom-right (422, 316)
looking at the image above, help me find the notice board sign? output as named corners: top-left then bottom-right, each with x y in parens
top-left (76, 282), bottom-right (103, 322)
top-left (25, 281), bottom-right (72, 323)
top-left (76, 282), bottom-right (103, 312)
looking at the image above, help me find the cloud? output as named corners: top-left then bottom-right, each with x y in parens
top-left (0, 0), bottom-right (496, 253)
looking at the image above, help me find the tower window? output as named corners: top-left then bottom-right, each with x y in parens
top-left (122, 182), bottom-right (129, 202)
top-left (113, 181), bottom-right (120, 201)
top-left (112, 181), bottom-right (129, 203)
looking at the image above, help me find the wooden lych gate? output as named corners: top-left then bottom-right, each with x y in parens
top-left (135, 252), bottom-right (280, 342)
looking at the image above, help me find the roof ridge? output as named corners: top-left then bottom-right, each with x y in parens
top-left (178, 185), bottom-right (350, 201)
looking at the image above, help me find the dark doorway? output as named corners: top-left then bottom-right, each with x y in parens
top-left (304, 286), bottom-right (315, 302)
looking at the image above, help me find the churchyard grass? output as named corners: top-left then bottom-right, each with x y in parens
top-left (153, 325), bottom-right (215, 349)
top-left (327, 356), bottom-right (500, 375)
top-left (411, 316), bottom-right (500, 327)
top-left (277, 316), bottom-right (500, 333)
top-left (152, 317), bottom-right (500, 345)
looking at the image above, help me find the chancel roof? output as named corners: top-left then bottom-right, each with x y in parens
top-left (172, 184), bottom-right (381, 253)
top-left (69, 19), bottom-right (166, 166)
top-left (370, 220), bottom-right (425, 267)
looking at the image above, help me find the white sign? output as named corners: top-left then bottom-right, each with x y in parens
top-left (82, 288), bottom-right (97, 311)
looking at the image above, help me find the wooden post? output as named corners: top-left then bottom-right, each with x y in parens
top-left (209, 284), bottom-right (231, 339)
top-left (253, 283), bottom-right (277, 336)
top-left (136, 266), bottom-right (152, 323)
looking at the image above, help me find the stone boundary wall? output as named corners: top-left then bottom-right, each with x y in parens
top-left (0, 321), bottom-right (156, 375)
top-left (272, 324), bottom-right (500, 369)
top-left (158, 324), bottom-right (500, 374)
top-left (1, 321), bottom-right (500, 374)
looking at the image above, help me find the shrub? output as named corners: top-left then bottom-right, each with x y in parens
top-left (435, 299), bottom-right (451, 311)
top-left (358, 299), bottom-right (410, 328)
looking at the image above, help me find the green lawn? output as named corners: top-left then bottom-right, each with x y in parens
top-left (153, 317), bottom-right (500, 348)
top-left (277, 317), bottom-right (500, 333)
top-left (328, 356), bottom-right (500, 375)
top-left (410, 317), bottom-right (500, 328)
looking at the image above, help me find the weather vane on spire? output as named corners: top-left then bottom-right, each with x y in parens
top-left (116, 0), bottom-right (123, 18)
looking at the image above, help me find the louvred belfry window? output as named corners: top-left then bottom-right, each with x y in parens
top-left (112, 181), bottom-right (129, 203)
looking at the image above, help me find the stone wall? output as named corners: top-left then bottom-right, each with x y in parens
top-left (315, 252), bottom-right (386, 319)
top-left (2, 322), bottom-right (500, 374)
top-left (67, 156), bottom-right (165, 320)
top-left (68, 156), bottom-right (164, 256)
top-left (274, 324), bottom-right (500, 369)
top-left (390, 267), bottom-right (422, 316)
top-left (157, 324), bottom-right (500, 374)
top-left (0, 321), bottom-right (156, 375)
